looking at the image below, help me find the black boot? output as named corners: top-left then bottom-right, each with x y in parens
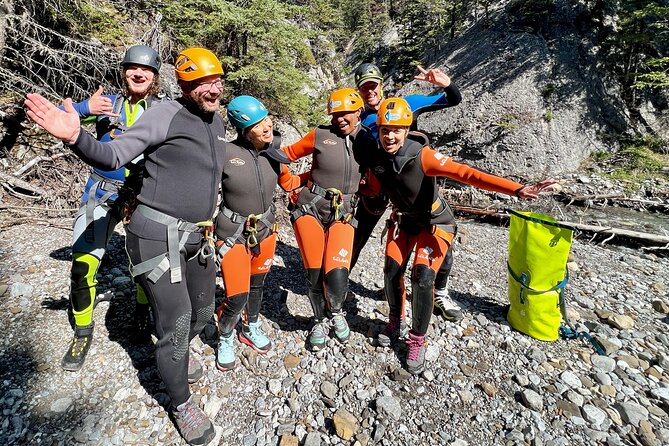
top-left (62, 323), bottom-right (94, 372)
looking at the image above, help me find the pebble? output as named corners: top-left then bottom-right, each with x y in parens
top-left (333, 409), bottom-right (358, 440)
top-left (521, 389), bottom-right (544, 412)
top-left (616, 401), bottom-right (649, 427)
top-left (375, 396), bottom-right (401, 420)
top-left (591, 355), bottom-right (616, 372)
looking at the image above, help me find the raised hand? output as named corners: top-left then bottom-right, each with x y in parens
top-left (517, 180), bottom-right (559, 200)
top-left (88, 85), bottom-right (117, 117)
top-left (414, 65), bottom-right (451, 88)
top-left (25, 93), bottom-right (81, 144)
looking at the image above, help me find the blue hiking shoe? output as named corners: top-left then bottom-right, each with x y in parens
top-left (216, 331), bottom-right (236, 372)
top-left (307, 319), bottom-right (329, 351)
top-left (331, 311), bottom-right (350, 343)
top-left (239, 320), bottom-right (271, 354)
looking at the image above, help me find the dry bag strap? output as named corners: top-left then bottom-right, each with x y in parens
top-left (507, 263), bottom-right (568, 294)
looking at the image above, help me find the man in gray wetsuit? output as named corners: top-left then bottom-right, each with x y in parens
top-left (25, 47), bottom-right (226, 446)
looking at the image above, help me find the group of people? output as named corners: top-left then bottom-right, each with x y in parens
top-left (25, 45), bottom-right (553, 446)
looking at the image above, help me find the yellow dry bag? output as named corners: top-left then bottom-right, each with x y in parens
top-left (506, 210), bottom-right (573, 341)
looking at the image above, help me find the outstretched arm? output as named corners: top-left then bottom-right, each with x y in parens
top-left (516, 180), bottom-right (558, 199)
top-left (421, 148), bottom-right (556, 199)
top-left (25, 94), bottom-right (81, 144)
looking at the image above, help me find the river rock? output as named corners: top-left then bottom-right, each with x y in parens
top-left (333, 409), bottom-right (358, 440)
top-left (615, 401), bottom-right (649, 427)
top-left (376, 396), bottom-right (401, 420)
top-left (521, 389), bottom-right (544, 411)
top-left (607, 314), bottom-right (635, 330)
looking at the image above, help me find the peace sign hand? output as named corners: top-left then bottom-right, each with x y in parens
top-left (414, 65), bottom-right (451, 88)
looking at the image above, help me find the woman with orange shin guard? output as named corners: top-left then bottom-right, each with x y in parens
top-left (364, 98), bottom-right (556, 374)
top-left (214, 96), bottom-right (306, 371)
top-left (282, 88), bottom-right (376, 351)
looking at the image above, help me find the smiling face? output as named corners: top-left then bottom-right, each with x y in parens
top-left (379, 125), bottom-right (409, 154)
top-left (357, 80), bottom-right (383, 110)
top-left (123, 64), bottom-right (156, 100)
top-left (182, 74), bottom-right (223, 113)
top-left (245, 116), bottom-right (273, 150)
top-left (330, 109), bottom-right (361, 136)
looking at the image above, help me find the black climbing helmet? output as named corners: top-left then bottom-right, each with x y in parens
top-left (122, 45), bottom-right (161, 72)
top-left (354, 63), bottom-right (384, 87)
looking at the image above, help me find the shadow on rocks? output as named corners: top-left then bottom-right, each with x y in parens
top-left (49, 245), bottom-right (72, 262)
top-left (451, 290), bottom-right (508, 323)
top-left (0, 347), bottom-right (88, 444)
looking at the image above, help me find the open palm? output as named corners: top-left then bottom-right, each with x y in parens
top-left (25, 93), bottom-right (81, 144)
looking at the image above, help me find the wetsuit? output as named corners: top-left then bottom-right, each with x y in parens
top-left (66, 94), bottom-right (162, 329)
top-left (282, 125), bottom-right (374, 321)
top-left (67, 97), bottom-right (226, 408)
top-left (351, 84), bottom-right (462, 271)
top-left (215, 132), bottom-right (306, 337)
top-left (359, 132), bottom-right (523, 336)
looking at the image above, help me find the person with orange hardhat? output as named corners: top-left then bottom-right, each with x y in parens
top-left (25, 46), bottom-right (226, 446)
top-left (280, 87), bottom-right (376, 351)
top-left (352, 63), bottom-right (463, 324)
top-left (359, 97), bottom-right (556, 375)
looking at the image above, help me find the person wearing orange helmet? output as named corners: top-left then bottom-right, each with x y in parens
top-left (360, 97), bottom-right (555, 375)
top-left (280, 87), bottom-right (376, 351)
top-left (25, 47), bottom-right (226, 446)
top-left (352, 62), bottom-right (464, 323)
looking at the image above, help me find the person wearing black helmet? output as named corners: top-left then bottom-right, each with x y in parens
top-left (352, 62), bottom-right (464, 323)
top-left (58, 44), bottom-right (164, 372)
top-left (26, 46), bottom-right (227, 446)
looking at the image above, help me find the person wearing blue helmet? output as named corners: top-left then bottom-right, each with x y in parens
top-left (214, 96), bottom-right (307, 371)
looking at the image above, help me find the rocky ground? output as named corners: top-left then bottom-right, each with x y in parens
top-left (1, 183), bottom-right (669, 446)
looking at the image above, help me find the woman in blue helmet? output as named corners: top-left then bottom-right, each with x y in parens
top-left (214, 96), bottom-right (308, 371)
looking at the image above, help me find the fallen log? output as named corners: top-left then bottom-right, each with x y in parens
top-left (13, 148), bottom-right (67, 177)
top-left (556, 192), bottom-right (669, 213)
top-left (0, 171), bottom-right (47, 196)
top-left (452, 205), bottom-right (669, 247)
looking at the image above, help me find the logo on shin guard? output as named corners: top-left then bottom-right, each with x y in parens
top-left (416, 246), bottom-right (434, 261)
top-left (332, 248), bottom-right (349, 264)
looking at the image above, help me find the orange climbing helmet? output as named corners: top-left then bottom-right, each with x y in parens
top-left (376, 97), bottom-right (413, 127)
top-left (327, 88), bottom-right (364, 114)
top-left (175, 47), bottom-right (224, 82)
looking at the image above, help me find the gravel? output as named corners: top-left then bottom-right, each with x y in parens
top-left (1, 196), bottom-right (668, 445)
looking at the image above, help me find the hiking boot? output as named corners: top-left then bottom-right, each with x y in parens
top-left (405, 332), bottom-right (427, 375)
top-left (307, 319), bottom-right (329, 351)
top-left (331, 311), bottom-right (350, 343)
top-left (188, 354), bottom-right (203, 384)
top-left (433, 287), bottom-right (463, 322)
top-left (133, 302), bottom-right (153, 343)
top-left (216, 331), bottom-right (236, 372)
top-left (377, 317), bottom-right (400, 347)
top-left (171, 395), bottom-right (215, 446)
top-left (62, 323), bottom-right (94, 372)
top-left (238, 320), bottom-right (271, 354)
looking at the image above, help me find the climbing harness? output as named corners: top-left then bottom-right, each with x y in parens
top-left (215, 205), bottom-right (275, 262)
top-left (291, 180), bottom-right (357, 227)
top-left (129, 205), bottom-right (215, 284)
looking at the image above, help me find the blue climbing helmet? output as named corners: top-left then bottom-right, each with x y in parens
top-left (227, 96), bottom-right (268, 130)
